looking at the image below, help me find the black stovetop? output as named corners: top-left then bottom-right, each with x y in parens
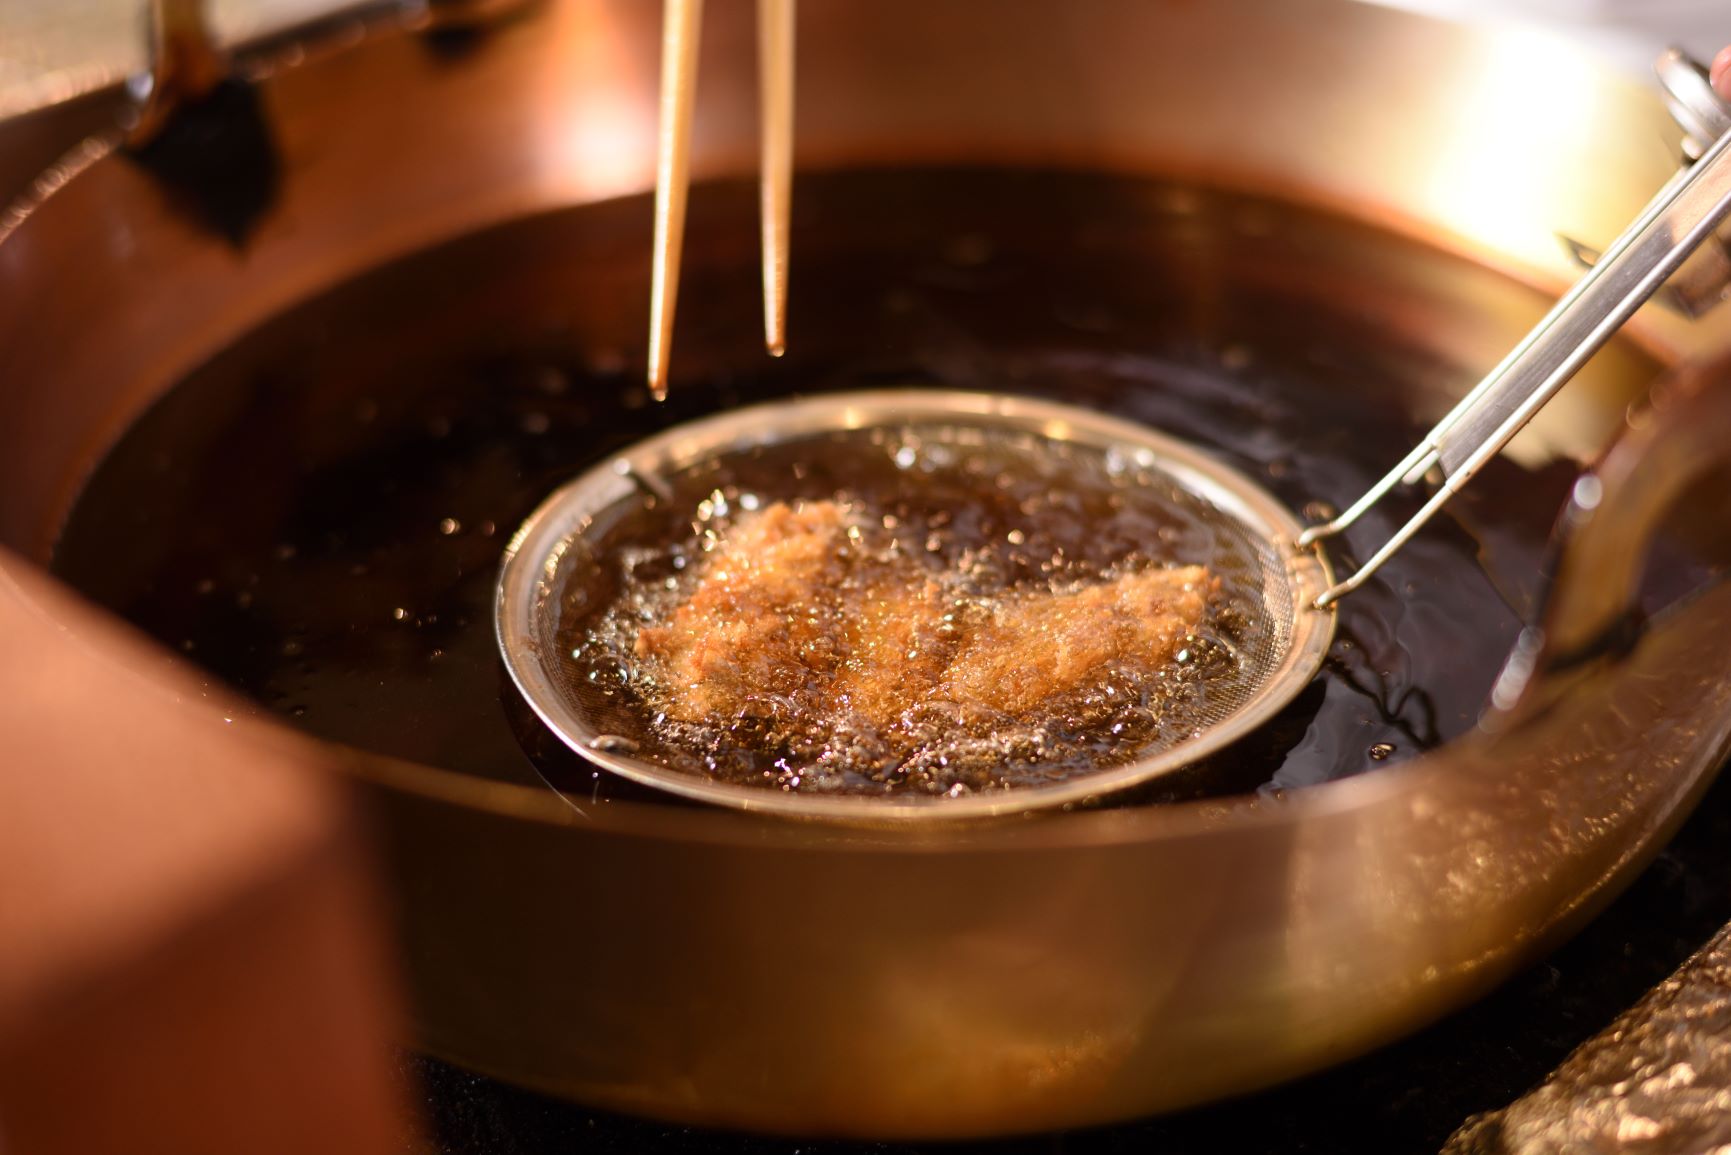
top-left (415, 767), bottom-right (1731, 1155)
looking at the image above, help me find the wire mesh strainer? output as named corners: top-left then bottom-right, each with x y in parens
top-left (497, 391), bottom-right (1333, 819)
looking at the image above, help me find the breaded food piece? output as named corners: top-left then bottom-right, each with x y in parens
top-left (633, 500), bottom-right (1212, 731)
top-left (940, 567), bottom-right (1210, 717)
top-left (831, 572), bottom-right (953, 728)
top-left (633, 500), bottom-right (855, 724)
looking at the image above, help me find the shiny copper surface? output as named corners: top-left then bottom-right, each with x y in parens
top-left (3, 0), bottom-right (1731, 1137)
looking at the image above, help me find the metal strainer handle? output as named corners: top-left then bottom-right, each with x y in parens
top-left (1298, 49), bottom-right (1731, 609)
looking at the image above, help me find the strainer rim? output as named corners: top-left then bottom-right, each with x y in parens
top-left (496, 388), bottom-right (1334, 822)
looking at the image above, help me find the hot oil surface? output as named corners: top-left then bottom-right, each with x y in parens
top-left (51, 170), bottom-right (1598, 804)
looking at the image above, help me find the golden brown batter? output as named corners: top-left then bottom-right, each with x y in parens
top-left (634, 500), bottom-right (1213, 731)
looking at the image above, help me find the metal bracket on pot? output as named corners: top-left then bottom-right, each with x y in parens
top-left (1659, 48), bottom-right (1731, 160)
top-left (118, 0), bottom-right (282, 244)
top-left (119, 0), bottom-right (541, 236)
top-left (0, 0), bottom-right (543, 250)
top-left (125, 0), bottom-right (230, 148)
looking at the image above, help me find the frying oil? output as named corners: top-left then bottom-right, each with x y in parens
top-left (51, 169), bottom-right (1613, 806)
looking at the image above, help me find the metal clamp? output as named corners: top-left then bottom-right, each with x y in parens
top-left (2, 0), bottom-right (535, 248)
top-left (125, 0), bottom-right (228, 147)
top-left (1658, 47), bottom-right (1731, 161)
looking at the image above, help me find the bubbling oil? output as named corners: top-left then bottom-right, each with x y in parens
top-left (561, 423), bottom-right (1270, 796)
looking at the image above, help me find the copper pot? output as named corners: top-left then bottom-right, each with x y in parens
top-left (4, 0), bottom-right (1731, 1138)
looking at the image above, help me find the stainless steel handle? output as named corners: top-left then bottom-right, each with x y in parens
top-left (1433, 134), bottom-right (1731, 480)
top-left (1299, 49), bottom-right (1731, 609)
